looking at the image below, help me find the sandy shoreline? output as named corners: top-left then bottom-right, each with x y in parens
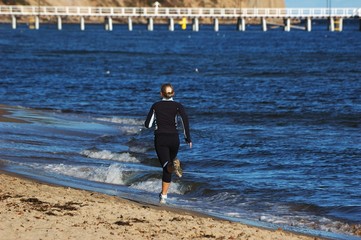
top-left (0, 105), bottom-right (320, 239)
top-left (0, 172), bottom-right (319, 240)
top-left (0, 107), bottom-right (28, 123)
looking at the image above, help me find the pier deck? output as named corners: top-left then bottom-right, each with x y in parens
top-left (1, 5), bottom-right (360, 32)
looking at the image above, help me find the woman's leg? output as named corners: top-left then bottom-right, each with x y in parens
top-left (161, 181), bottom-right (170, 196)
top-left (155, 135), bottom-right (180, 197)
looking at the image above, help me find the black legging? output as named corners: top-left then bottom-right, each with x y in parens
top-left (154, 134), bottom-right (180, 183)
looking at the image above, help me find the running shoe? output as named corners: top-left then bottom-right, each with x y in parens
top-left (173, 158), bottom-right (183, 178)
top-left (159, 193), bottom-right (167, 204)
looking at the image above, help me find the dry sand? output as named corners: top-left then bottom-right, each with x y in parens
top-left (0, 172), bottom-right (320, 240)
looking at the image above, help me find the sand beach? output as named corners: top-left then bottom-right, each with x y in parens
top-left (0, 172), bottom-right (318, 240)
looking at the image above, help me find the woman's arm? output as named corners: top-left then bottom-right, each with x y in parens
top-left (145, 106), bottom-right (155, 129)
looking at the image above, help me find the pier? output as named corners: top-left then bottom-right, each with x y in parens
top-left (1, 5), bottom-right (361, 32)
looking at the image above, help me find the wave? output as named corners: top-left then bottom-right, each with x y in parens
top-left (42, 163), bottom-right (126, 185)
top-left (118, 126), bottom-right (142, 135)
top-left (95, 117), bottom-right (143, 134)
top-left (96, 117), bottom-right (143, 126)
top-left (259, 214), bottom-right (361, 238)
top-left (28, 162), bottom-right (187, 195)
top-left (81, 149), bottom-right (140, 163)
top-left (130, 178), bottom-right (188, 195)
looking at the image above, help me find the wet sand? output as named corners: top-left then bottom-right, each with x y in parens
top-left (0, 107), bottom-right (28, 123)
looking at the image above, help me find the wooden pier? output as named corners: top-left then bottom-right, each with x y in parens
top-left (1, 5), bottom-right (361, 32)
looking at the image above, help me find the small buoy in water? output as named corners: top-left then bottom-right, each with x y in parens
top-left (195, 68), bottom-right (199, 73)
top-left (106, 70), bottom-right (110, 75)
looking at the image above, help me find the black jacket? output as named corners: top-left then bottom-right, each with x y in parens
top-left (145, 99), bottom-right (191, 143)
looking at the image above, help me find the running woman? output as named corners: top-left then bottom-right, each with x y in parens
top-left (144, 83), bottom-right (192, 204)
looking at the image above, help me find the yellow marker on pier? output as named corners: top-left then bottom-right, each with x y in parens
top-left (179, 17), bottom-right (187, 30)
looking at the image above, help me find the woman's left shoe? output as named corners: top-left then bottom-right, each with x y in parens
top-left (173, 158), bottom-right (183, 178)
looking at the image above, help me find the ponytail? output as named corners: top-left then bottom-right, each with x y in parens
top-left (161, 83), bottom-right (175, 99)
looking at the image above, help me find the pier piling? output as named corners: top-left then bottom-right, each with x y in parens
top-left (214, 18), bottom-right (219, 32)
top-left (192, 18), bottom-right (199, 31)
top-left (128, 17), bottom-right (133, 31)
top-left (329, 17), bottom-right (335, 32)
top-left (57, 16), bottom-right (62, 30)
top-left (147, 18), bottom-right (154, 31)
top-left (11, 15), bottom-right (16, 29)
top-left (80, 17), bottom-right (85, 31)
top-left (284, 18), bottom-right (291, 32)
top-left (169, 18), bottom-right (174, 31)
top-left (306, 17), bottom-right (312, 32)
top-left (104, 17), bottom-right (113, 31)
top-left (35, 16), bottom-right (39, 30)
top-left (237, 17), bottom-right (246, 31)
top-left (262, 18), bottom-right (267, 31)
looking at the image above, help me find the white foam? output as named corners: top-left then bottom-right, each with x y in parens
top-left (259, 215), bottom-right (288, 224)
top-left (81, 150), bottom-right (140, 163)
top-left (118, 126), bottom-right (142, 135)
top-left (129, 146), bottom-right (148, 153)
top-left (225, 212), bottom-right (241, 218)
top-left (130, 178), bottom-right (184, 195)
top-left (96, 117), bottom-right (143, 126)
top-left (104, 164), bottom-right (126, 184)
top-left (258, 213), bottom-right (359, 236)
top-left (318, 217), bottom-right (359, 235)
top-left (95, 117), bottom-right (143, 135)
top-left (42, 163), bottom-right (125, 185)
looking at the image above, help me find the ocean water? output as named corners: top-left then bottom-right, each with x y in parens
top-left (0, 21), bottom-right (361, 239)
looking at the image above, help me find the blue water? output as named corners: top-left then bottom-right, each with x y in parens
top-left (1, 21), bottom-right (361, 239)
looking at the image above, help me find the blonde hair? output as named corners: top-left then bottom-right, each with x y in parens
top-left (161, 83), bottom-right (175, 99)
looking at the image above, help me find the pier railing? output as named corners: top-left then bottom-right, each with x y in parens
top-left (1, 5), bottom-right (361, 32)
top-left (1, 5), bottom-right (360, 18)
